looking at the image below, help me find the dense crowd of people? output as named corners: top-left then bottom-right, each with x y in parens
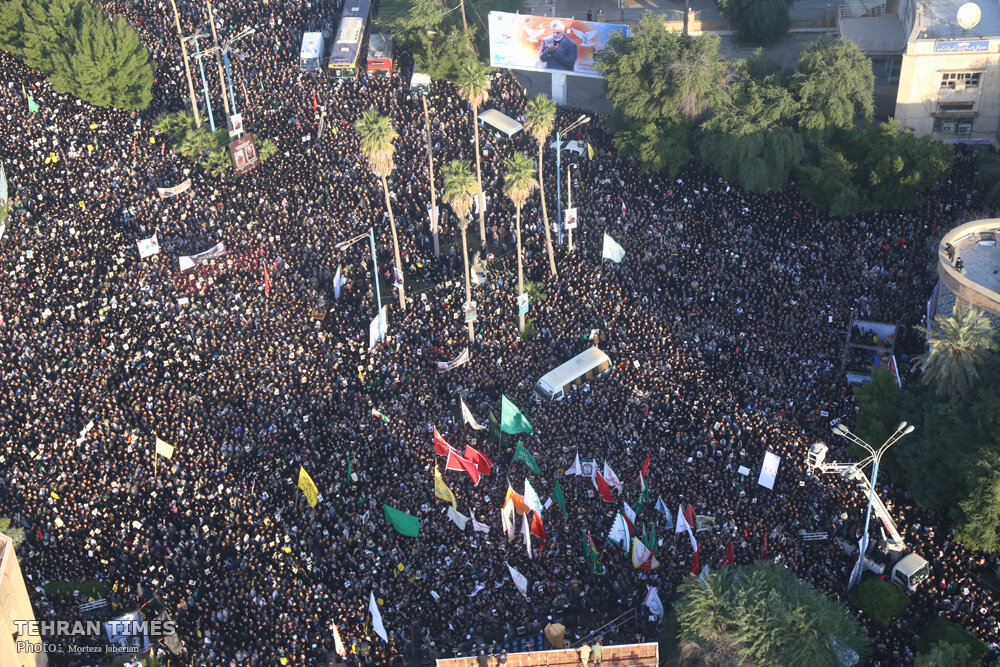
top-left (2, 0), bottom-right (1000, 665)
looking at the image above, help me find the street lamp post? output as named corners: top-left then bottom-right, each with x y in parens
top-left (567, 162), bottom-right (578, 251)
top-left (189, 34), bottom-right (216, 133)
top-left (556, 114), bottom-right (590, 246)
top-left (421, 94), bottom-right (440, 258)
top-left (832, 421), bottom-right (915, 588)
top-left (336, 229), bottom-right (382, 316)
top-left (168, 0), bottom-right (202, 128)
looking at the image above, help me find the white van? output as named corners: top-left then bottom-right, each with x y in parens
top-left (535, 347), bottom-right (612, 402)
top-left (300, 32), bottom-right (325, 70)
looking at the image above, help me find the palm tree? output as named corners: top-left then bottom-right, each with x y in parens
top-left (456, 60), bottom-right (491, 248)
top-left (523, 94), bottom-right (558, 278)
top-left (441, 160), bottom-right (481, 343)
top-left (916, 306), bottom-right (998, 398)
top-left (355, 108), bottom-right (406, 311)
top-left (503, 152), bottom-right (538, 335)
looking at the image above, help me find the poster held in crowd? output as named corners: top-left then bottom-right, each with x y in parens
top-left (757, 452), bottom-right (781, 490)
top-left (178, 242), bottom-right (227, 271)
top-left (156, 178), bottom-right (192, 199)
top-left (437, 347), bottom-right (470, 372)
top-left (136, 233), bottom-right (160, 259)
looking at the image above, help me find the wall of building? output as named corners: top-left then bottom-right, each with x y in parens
top-left (0, 535), bottom-right (47, 667)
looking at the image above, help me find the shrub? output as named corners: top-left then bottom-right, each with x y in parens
top-left (847, 576), bottom-right (909, 628)
top-left (916, 618), bottom-right (988, 661)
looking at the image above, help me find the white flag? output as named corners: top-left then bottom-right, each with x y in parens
top-left (564, 452), bottom-right (583, 476)
top-left (369, 592), bottom-right (387, 642)
top-left (602, 233), bottom-right (625, 263)
top-left (622, 501), bottom-right (636, 529)
top-left (334, 264), bottom-right (345, 300)
top-left (501, 498), bottom-right (516, 541)
top-left (603, 461), bottom-right (622, 491)
top-left (757, 451), bottom-right (781, 490)
top-left (470, 510), bottom-right (490, 534)
top-left (505, 561), bottom-right (529, 599)
top-left (631, 537), bottom-right (657, 570)
top-left (447, 506), bottom-right (469, 530)
top-left (332, 620), bottom-right (347, 657)
top-left (461, 398), bottom-right (486, 430)
top-left (675, 503), bottom-right (698, 552)
top-left (607, 513), bottom-right (631, 552)
top-left (523, 511), bottom-right (532, 559)
top-left (655, 496), bottom-right (673, 529)
top-left (0, 161), bottom-right (7, 206)
top-left (524, 479), bottom-right (542, 514)
top-left (644, 586), bottom-right (664, 619)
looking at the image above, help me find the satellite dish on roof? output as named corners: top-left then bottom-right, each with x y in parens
top-left (957, 2), bottom-right (982, 30)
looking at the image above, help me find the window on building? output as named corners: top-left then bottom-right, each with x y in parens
top-left (937, 101), bottom-right (976, 112)
top-left (933, 116), bottom-right (975, 134)
top-left (940, 71), bottom-right (982, 90)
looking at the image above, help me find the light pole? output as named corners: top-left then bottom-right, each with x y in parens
top-left (335, 229), bottom-right (382, 316)
top-left (832, 421), bottom-right (915, 587)
top-left (221, 28), bottom-right (255, 117)
top-left (168, 0), bottom-right (202, 128)
top-left (556, 114), bottom-right (590, 246)
top-left (204, 0), bottom-right (230, 117)
top-left (567, 162), bottom-right (578, 251)
top-left (421, 94), bottom-right (440, 258)
top-left (188, 34), bottom-right (216, 133)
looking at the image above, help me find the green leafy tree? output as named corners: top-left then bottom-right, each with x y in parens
top-left (2, 0), bottom-right (154, 109)
top-left (201, 149), bottom-right (231, 177)
top-left (355, 108), bottom-right (406, 310)
top-left (847, 576), bottom-right (909, 628)
top-left (791, 36), bottom-right (874, 136)
top-left (717, 0), bottom-right (794, 46)
top-left (954, 462), bottom-right (1000, 552)
top-left (175, 125), bottom-right (219, 160)
top-left (596, 14), bottom-right (728, 174)
top-left (441, 160), bottom-right (480, 343)
top-left (0, 517), bottom-right (24, 554)
top-left (973, 147), bottom-right (1000, 208)
top-left (852, 366), bottom-right (903, 469)
top-left (796, 120), bottom-right (953, 215)
top-left (914, 642), bottom-right (976, 667)
top-left (675, 561), bottom-right (869, 666)
top-left (523, 94), bottom-right (558, 277)
top-left (375, 0), bottom-right (450, 42)
top-left (916, 307), bottom-right (998, 399)
top-left (503, 152), bottom-right (537, 335)
top-left (413, 28), bottom-right (478, 83)
top-left (455, 60), bottom-right (491, 246)
top-left (696, 72), bottom-right (803, 192)
top-left (916, 619), bottom-right (988, 661)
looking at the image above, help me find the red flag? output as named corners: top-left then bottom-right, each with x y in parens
top-left (718, 540), bottom-right (734, 568)
top-left (760, 534), bottom-right (768, 561)
top-left (433, 427), bottom-right (450, 457)
top-left (530, 512), bottom-right (546, 551)
top-left (621, 199), bottom-right (627, 216)
top-left (446, 449), bottom-right (480, 485)
top-left (690, 547), bottom-right (700, 577)
top-left (594, 469), bottom-right (614, 502)
top-left (638, 450), bottom-right (650, 481)
top-left (263, 264), bottom-right (271, 296)
top-left (684, 503), bottom-right (696, 529)
top-left (312, 89), bottom-right (318, 115)
top-left (463, 444), bottom-right (493, 475)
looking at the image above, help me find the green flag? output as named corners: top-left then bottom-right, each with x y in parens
top-left (512, 442), bottom-right (541, 475)
top-left (382, 504), bottom-right (420, 537)
top-left (27, 96), bottom-right (39, 114)
top-left (488, 410), bottom-right (501, 443)
top-left (585, 532), bottom-right (604, 574)
top-left (552, 479), bottom-right (567, 519)
top-left (643, 524), bottom-right (657, 557)
top-left (632, 482), bottom-right (651, 515)
top-left (500, 395), bottom-right (533, 434)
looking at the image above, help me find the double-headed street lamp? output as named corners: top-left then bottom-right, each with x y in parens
top-left (185, 34), bottom-right (215, 132)
top-left (832, 420), bottom-right (915, 587)
top-left (336, 229), bottom-right (382, 316)
top-left (556, 114), bottom-right (590, 246)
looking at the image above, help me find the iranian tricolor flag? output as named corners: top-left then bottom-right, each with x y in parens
top-left (371, 408), bottom-right (389, 423)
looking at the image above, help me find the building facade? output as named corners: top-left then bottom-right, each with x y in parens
top-left (0, 533), bottom-right (48, 667)
top-left (840, 0), bottom-right (1000, 145)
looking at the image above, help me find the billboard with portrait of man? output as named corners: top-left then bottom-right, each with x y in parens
top-left (488, 12), bottom-right (629, 79)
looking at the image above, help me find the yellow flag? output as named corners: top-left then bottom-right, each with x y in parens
top-left (50, 491), bottom-right (59, 500)
top-left (434, 464), bottom-right (457, 510)
top-left (155, 437), bottom-right (174, 459)
top-left (586, 142), bottom-right (595, 160)
top-left (298, 466), bottom-right (319, 507)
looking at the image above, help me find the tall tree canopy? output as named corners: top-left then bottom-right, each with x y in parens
top-left (917, 307), bottom-right (998, 399)
top-left (676, 561), bottom-right (869, 666)
top-left (697, 70), bottom-right (803, 192)
top-left (0, 0), bottom-right (153, 109)
top-left (791, 36), bottom-right (874, 135)
top-left (596, 14), bottom-right (728, 174)
top-left (717, 0), bottom-right (794, 46)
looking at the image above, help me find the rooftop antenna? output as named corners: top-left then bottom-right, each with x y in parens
top-left (957, 2), bottom-right (983, 30)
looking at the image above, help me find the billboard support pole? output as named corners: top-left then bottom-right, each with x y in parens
top-left (550, 72), bottom-right (567, 106)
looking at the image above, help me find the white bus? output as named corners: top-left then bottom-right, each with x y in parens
top-left (535, 347), bottom-right (612, 402)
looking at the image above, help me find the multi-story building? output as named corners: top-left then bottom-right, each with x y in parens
top-left (839, 0), bottom-right (1000, 145)
top-left (0, 533), bottom-right (48, 667)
